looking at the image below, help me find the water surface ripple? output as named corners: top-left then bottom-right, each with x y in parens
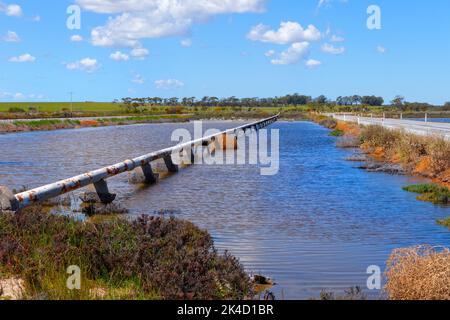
top-left (0, 121), bottom-right (449, 299)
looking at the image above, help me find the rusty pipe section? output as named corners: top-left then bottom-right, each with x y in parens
top-left (13, 114), bottom-right (280, 210)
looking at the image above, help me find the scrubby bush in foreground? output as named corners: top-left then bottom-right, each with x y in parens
top-left (385, 245), bottom-right (450, 300)
top-left (0, 206), bottom-right (252, 300)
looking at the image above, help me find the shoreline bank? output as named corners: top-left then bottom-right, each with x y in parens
top-left (310, 114), bottom-right (450, 205)
top-left (0, 113), bottom-right (306, 134)
top-left (0, 115), bottom-right (192, 134)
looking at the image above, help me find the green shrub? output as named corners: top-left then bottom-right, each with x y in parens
top-left (329, 129), bottom-right (344, 137)
top-left (8, 107), bottom-right (26, 113)
top-left (437, 217), bottom-right (450, 229)
top-left (403, 184), bottom-right (450, 204)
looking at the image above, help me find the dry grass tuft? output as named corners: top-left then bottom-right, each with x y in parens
top-left (360, 125), bottom-right (401, 155)
top-left (385, 245), bottom-right (450, 300)
top-left (360, 125), bottom-right (450, 179)
top-left (426, 137), bottom-right (450, 176)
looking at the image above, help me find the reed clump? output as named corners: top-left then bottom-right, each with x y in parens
top-left (385, 245), bottom-right (450, 300)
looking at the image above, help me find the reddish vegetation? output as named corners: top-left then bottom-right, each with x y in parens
top-left (80, 120), bottom-right (100, 127)
top-left (335, 121), bottom-right (361, 137)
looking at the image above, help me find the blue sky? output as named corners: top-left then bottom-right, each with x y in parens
top-left (0, 0), bottom-right (449, 104)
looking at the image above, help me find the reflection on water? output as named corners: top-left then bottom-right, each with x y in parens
top-left (0, 121), bottom-right (449, 299)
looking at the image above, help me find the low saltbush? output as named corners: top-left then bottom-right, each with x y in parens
top-left (0, 206), bottom-right (252, 300)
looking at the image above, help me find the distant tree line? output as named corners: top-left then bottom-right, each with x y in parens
top-left (115, 93), bottom-right (448, 112)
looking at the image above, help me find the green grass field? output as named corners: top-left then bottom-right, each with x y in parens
top-left (0, 102), bottom-right (122, 113)
top-left (0, 102), bottom-right (298, 116)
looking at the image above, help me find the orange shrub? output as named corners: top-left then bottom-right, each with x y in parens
top-left (335, 121), bottom-right (360, 136)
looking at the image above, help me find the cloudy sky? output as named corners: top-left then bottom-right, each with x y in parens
top-left (0, 0), bottom-right (449, 103)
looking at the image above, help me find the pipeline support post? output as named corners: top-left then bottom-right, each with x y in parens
top-left (93, 179), bottom-right (116, 204)
top-left (220, 133), bottom-right (238, 151)
top-left (163, 155), bottom-right (179, 173)
top-left (190, 144), bottom-right (196, 165)
top-left (130, 163), bottom-right (158, 184)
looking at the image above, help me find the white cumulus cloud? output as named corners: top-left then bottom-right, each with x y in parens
top-left (180, 38), bottom-right (192, 47)
top-left (321, 43), bottom-right (345, 55)
top-left (264, 50), bottom-right (275, 57)
top-left (71, 34), bottom-right (83, 42)
top-left (66, 57), bottom-right (100, 73)
top-left (317, 0), bottom-right (348, 10)
top-left (271, 42), bottom-right (310, 65)
top-left (1, 3), bottom-right (23, 17)
top-left (248, 21), bottom-right (321, 44)
top-left (110, 51), bottom-right (130, 61)
top-left (0, 91), bottom-right (25, 100)
top-left (130, 47), bottom-right (149, 59)
top-left (13, 92), bottom-right (24, 99)
top-left (132, 74), bottom-right (145, 84)
top-left (76, 0), bottom-right (265, 47)
top-left (305, 59), bottom-right (322, 69)
top-left (330, 34), bottom-right (345, 42)
top-left (9, 53), bottom-right (36, 63)
top-left (3, 30), bottom-right (20, 42)
top-left (376, 45), bottom-right (387, 54)
top-left (0, 91), bottom-right (45, 101)
top-left (155, 79), bottom-right (184, 90)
